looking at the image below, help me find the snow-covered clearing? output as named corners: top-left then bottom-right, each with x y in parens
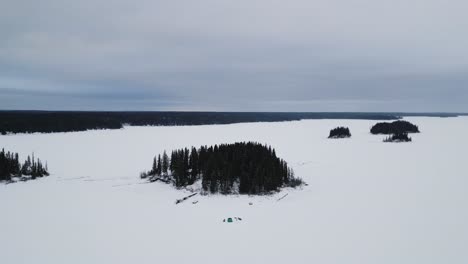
top-left (1, 117), bottom-right (467, 263)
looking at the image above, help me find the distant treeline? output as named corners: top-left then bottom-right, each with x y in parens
top-left (0, 111), bottom-right (402, 135)
top-left (141, 142), bottom-right (303, 194)
top-left (370, 120), bottom-right (420, 135)
top-left (0, 149), bottom-right (49, 182)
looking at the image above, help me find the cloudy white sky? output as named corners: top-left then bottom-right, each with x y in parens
top-left (1, 0), bottom-right (467, 111)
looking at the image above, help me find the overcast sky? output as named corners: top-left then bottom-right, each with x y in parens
top-left (1, 0), bottom-right (467, 112)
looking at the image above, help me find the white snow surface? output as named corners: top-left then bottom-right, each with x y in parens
top-left (1, 117), bottom-right (467, 264)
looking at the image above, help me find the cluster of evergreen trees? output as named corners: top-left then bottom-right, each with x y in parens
top-left (383, 133), bottom-right (412, 142)
top-left (328, 127), bottom-right (351, 138)
top-left (141, 142), bottom-right (302, 194)
top-left (370, 120), bottom-right (420, 135)
top-left (0, 149), bottom-right (49, 182)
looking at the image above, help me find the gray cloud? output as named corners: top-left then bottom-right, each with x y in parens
top-left (1, 0), bottom-right (468, 111)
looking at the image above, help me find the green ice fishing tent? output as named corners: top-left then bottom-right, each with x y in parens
top-left (223, 217), bottom-right (242, 223)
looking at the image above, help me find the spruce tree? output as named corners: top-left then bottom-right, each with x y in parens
top-left (151, 157), bottom-right (157, 175)
top-left (162, 151), bottom-right (169, 176)
top-left (156, 154), bottom-right (162, 176)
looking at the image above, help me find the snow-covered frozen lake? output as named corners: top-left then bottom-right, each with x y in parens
top-left (1, 117), bottom-right (467, 264)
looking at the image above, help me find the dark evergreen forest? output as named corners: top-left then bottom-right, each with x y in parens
top-left (329, 127), bottom-right (351, 138)
top-left (370, 120), bottom-right (420, 134)
top-left (0, 111), bottom-right (401, 135)
top-left (0, 149), bottom-right (49, 182)
top-left (141, 142), bottom-right (303, 194)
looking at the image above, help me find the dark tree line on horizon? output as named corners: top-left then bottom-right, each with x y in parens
top-left (0, 149), bottom-right (49, 182)
top-left (329, 127), bottom-right (351, 138)
top-left (0, 111), bottom-right (401, 135)
top-left (141, 142), bottom-right (303, 194)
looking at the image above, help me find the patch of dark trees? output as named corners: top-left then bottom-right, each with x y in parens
top-left (370, 120), bottom-right (420, 135)
top-left (0, 111), bottom-right (401, 135)
top-left (0, 149), bottom-right (49, 182)
top-left (328, 127), bottom-right (351, 138)
top-left (383, 133), bottom-right (412, 142)
top-left (140, 142), bottom-right (303, 195)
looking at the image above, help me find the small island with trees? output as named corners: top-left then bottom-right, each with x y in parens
top-left (328, 127), bottom-right (351, 138)
top-left (371, 120), bottom-right (419, 143)
top-left (0, 148), bottom-right (50, 182)
top-left (370, 120), bottom-right (420, 134)
top-left (383, 133), bottom-right (412, 142)
top-left (140, 142), bottom-right (303, 195)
